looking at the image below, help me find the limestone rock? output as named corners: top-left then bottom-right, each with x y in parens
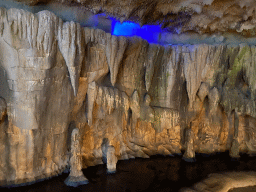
top-left (87, 81), bottom-right (98, 126)
top-left (1, 5), bottom-right (256, 187)
top-left (181, 171), bottom-right (256, 192)
top-left (0, 97), bottom-right (7, 121)
top-left (197, 82), bottom-right (209, 102)
top-left (183, 44), bottom-right (221, 109)
top-left (14, 0), bottom-right (256, 36)
top-left (145, 44), bottom-right (161, 92)
top-left (58, 21), bottom-right (84, 96)
top-left (105, 144), bottom-right (117, 174)
top-left (230, 138), bottom-right (240, 159)
top-left (106, 34), bottom-right (127, 86)
top-left (65, 128), bottom-right (88, 187)
top-left (183, 128), bottom-right (196, 162)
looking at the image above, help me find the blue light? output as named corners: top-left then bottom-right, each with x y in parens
top-left (111, 19), bottom-right (162, 43)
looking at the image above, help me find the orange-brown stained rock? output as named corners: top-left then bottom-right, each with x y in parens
top-left (2, 5), bottom-right (256, 187)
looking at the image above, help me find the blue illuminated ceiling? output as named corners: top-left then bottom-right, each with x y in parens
top-left (110, 18), bottom-right (163, 43)
top-left (0, 1), bottom-right (249, 45)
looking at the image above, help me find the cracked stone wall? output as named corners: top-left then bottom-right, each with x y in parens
top-left (1, 5), bottom-right (256, 187)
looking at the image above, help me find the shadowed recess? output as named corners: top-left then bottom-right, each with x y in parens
top-left (2, 0), bottom-right (256, 45)
top-left (111, 19), bottom-right (163, 43)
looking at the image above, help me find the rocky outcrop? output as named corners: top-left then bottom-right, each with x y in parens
top-left (14, 0), bottom-right (256, 36)
top-left (183, 128), bottom-right (196, 162)
top-left (1, 6), bottom-right (256, 187)
top-left (64, 128), bottom-right (88, 187)
top-left (180, 171), bottom-right (256, 192)
top-left (101, 138), bottom-right (118, 173)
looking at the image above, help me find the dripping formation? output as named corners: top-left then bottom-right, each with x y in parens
top-left (0, 1), bottom-right (256, 191)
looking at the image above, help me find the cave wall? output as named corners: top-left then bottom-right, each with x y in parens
top-left (0, 5), bottom-right (256, 186)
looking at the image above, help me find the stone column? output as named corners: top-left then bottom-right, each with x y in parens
top-left (230, 111), bottom-right (240, 159)
top-left (182, 126), bottom-right (196, 162)
top-left (64, 128), bottom-right (88, 187)
top-left (101, 138), bottom-right (118, 174)
top-left (106, 145), bottom-right (117, 174)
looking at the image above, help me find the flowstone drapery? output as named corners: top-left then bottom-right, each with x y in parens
top-left (1, 6), bottom-right (256, 188)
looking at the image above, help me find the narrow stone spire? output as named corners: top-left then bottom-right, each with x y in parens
top-left (64, 128), bottom-right (88, 187)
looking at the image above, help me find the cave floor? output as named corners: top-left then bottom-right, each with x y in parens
top-left (1, 152), bottom-right (256, 192)
top-left (230, 186), bottom-right (256, 192)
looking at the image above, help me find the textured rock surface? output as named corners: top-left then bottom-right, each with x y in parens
top-left (64, 128), bottom-right (88, 187)
top-left (1, 5), bottom-right (256, 187)
top-left (229, 186), bottom-right (256, 192)
top-left (13, 0), bottom-right (256, 36)
top-left (180, 171), bottom-right (256, 192)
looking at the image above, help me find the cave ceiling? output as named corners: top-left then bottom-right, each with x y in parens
top-left (13, 0), bottom-right (256, 37)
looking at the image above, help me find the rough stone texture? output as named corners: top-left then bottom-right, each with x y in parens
top-left (183, 128), bottom-right (196, 162)
top-left (229, 186), bottom-right (256, 192)
top-left (180, 171), bottom-right (256, 192)
top-left (101, 138), bottom-right (118, 173)
top-left (1, 6), bottom-right (256, 187)
top-left (64, 128), bottom-right (88, 187)
top-left (13, 0), bottom-right (256, 36)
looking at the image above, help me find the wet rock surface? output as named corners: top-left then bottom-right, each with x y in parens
top-left (230, 186), bottom-right (256, 192)
top-left (12, 0), bottom-right (256, 36)
top-left (1, 4), bottom-right (256, 188)
top-left (182, 171), bottom-right (256, 192)
top-left (64, 128), bottom-right (88, 187)
top-left (0, 153), bottom-right (256, 192)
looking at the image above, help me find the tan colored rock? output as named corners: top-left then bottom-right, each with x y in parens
top-left (181, 171), bottom-right (256, 192)
top-left (101, 139), bottom-right (117, 173)
top-left (183, 128), bottom-right (195, 161)
top-left (64, 128), bottom-right (88, 187)
top-left (2, 5), bottom-right (256, 187)
top-left (145, 44), bottom-right (161, 92)
top-left (58, 21), bottom-right (84, 96)
top-left (14, 0), bottom-right (256, 36)
top-left (106, 34), bottom-right (127, 86)
top-left (0, 97), bottom-right (7, 120)
top-left (197, 82), bottom-right (209, 102)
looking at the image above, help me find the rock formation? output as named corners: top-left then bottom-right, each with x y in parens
top-left (180, 171), bottom-right (256, 192)
top-left (0, 1), bottom-right (256, 187)
top-left (101, 138), bottom-right (118, 173)
top-left (183, 127), bottom-right (196, 162)
top-left (14, 0), bottom-right (256, 37)
top-left (64, 128), bottom-right (88, 187)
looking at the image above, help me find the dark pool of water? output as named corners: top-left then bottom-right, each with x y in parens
top-left (2, 152), bottom-right (256, 192)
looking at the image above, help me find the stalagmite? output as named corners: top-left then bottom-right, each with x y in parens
top-left (183, 127), bottom-right (196, 162)
top-left (0, 3), bottom-right (256, 190)
top-left (101, 138), bottom-right (118, 173)
top-left (64, 128), bottom-right (88, 187)
top-left (230, 111), bottom-right (240, 159)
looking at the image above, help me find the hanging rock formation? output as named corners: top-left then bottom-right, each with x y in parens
top-left (0, 4), bottom-right (256, 187)
top-left (14, 0), bottom-right (256, 37)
